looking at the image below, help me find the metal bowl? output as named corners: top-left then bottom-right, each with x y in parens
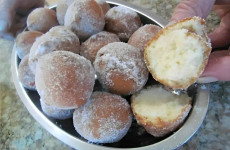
top-left (11, 0), bottom-right (209, 149)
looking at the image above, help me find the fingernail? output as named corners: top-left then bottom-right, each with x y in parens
top-left (0, 20), bottom-right (7, 31)
top-left (197, 76), bottom-right (218, 83)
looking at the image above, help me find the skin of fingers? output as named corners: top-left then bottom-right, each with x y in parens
top-left (202, 49), bottom-right (230, 81)
top-left (208, 5), bottom-right (230, 48)
top-left (170, 0), bottom-right (215, 22)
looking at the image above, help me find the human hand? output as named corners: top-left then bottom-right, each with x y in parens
top-left (0, 0), bottom-right (44, 40)
top-left (170, 0), bottom-right (230, 83)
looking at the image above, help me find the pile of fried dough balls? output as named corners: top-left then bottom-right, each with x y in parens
top-left (16, 0), bottom-right (211, 144)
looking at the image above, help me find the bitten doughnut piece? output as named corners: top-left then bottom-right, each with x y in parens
top-left (27, 8), bottom-right (59, 33)
top-left (80, 31), bottom-right (120, 63)
top-left (168, 17), bottom-right (210, 43)
top-left (40, 98), bottom-right (74, 120)
top-left (145, 17), bottom-right (211, 89)
top-left (73, 92), bottom-right (132, 143)
top-left (94, 42), bottom-right (149, 95)
top-left (131, 86), bottom-right (192, 137)
top-left (128, 24), bottom-right (161, 54)
top-left (18, 55), bottom-right (36, 90)
top-left (64, 0), bottom-right (105, 41)
top-left (29, 26), bottom-right (80, 74)
top-left (35, 51), bottom-right (95, 109)
top-left (14, 31), bottom-right (43, 59)
top-left (56, 0), bottom-right (75, 25)
top-left (105, 6), bottom-right (141, 41)
top-left (95, 0), bottom-right (110, 15)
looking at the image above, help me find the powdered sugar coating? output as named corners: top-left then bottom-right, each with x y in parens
top-left (56, 0), bottom-right (75, 25)
top-left (73, 92), bottom-right (132, 143)
top-left (27, 8), bottom-right (59, 33)
top-left (35, 51), bottom-right (95, 109)
top-left (64, 0), bottom-right (105, 41)
top-left (105, 6), bottom-right (141, 41)
top-left (40, 98), bottom-right (74, 120)
top-left (14, 31), bottom-right (43, 59)
top-left (128, 24), bottom-right (161, 55)
top-left (29, 26), bottom-right (80, 74)
top-left (80, 31), bottom-right (120, 63)
top-left (18, 55), bottom-right (36, 90)
top-left (94, 42), bottom-right (149, 95)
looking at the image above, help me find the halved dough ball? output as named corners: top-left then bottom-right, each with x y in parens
top-left (35, 51), bottom-right (95, 109)
top-left (29, 26), bottom-right (80, 74)
top-left (105, 6), bottom-right (141, 41)
top-left (56, 0), bottom-right (75, 25)
top-left (131, 86), bottom-right (192, 137)
top-left (80, 31), bottom-right (120, 63)
top-left (94, 42), bottom-right (149, 95)
top-left (128, 24), bottom-right (161, 55)
top-left (40, 98), bottom-right (74, 120)
top-left (27, 8), bottom-right (59, 33)
top-left (18, 55), bottom-right (36, 90)
top-left (145, 24), bottom-right (211, 89)
top-left (14, 31), bottom-right (43, 59)
top-left (73, 92), bottom-right (132, 143)
top-left (64, 0), bottom-right (105, 41)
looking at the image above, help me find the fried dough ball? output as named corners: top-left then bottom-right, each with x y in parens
top-left (18, 55), bottom-right (36, 90)
top-left (128, 24), bottom-right (161, 55)
top-left (64, 0), bottom-right (105, 41)
top-left (40, 98), bottom-right (74, 120)
top-left (94, 42), bottom-right (149, 95)
top-left (73, 92), bottom-right (132, 143)
top-left (105, 6), bottom-right (141, 41)
top-left (14, 31), bottom-right (43, 59)
top-left (35, 51), bottom-right (95, 109)
top-left (27, 8), bottom-right (59, 33)
top-left (56, 0), bottom-right (75, 25)
top-left (131, 86), bottom-right (192, 137)
top-left (95, 0), bottom-right (110, 15)
top-left (29, 26), bottom-right (80, 74)
top-left (80, 31), bottom-right (120, 63)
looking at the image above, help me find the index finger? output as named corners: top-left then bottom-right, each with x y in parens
top-left (170, 0), bottom-right (215, 23)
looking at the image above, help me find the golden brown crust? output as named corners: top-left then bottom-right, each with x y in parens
top-left (14, 31), bottom-right (43, 59)
top-left (131, 86), bottom-right (192, 137)
top-left (27, 8), bottom-right (59, 33)
top-left (105, 6), bottom-right (141, 41)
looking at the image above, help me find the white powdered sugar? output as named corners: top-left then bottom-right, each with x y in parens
top-left (80, 31), bottom-right (120, 62)
top-left (73, 92), bottom-right (132, 143)
top-left (35, 51), bottom-right (95, 109)
top-left (128, 24), bottom-right (161, 53)
top-left (94, 42), bottom-right (149, 95)
top-left (64, 0), bottom-right (105, 40)
top-left (28, 26), bottom-right (80, 74)
top-left (106, 6), bottom-right (138, 20)
top-left (105, 6), bottom-right (141, 41)
top-left (18, 55), bottom-right (36, 90)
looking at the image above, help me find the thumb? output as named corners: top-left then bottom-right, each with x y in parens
top-left (208, 9), bottom-right (230, 48)
top-left (170, 0), bottom-right (215, 23)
